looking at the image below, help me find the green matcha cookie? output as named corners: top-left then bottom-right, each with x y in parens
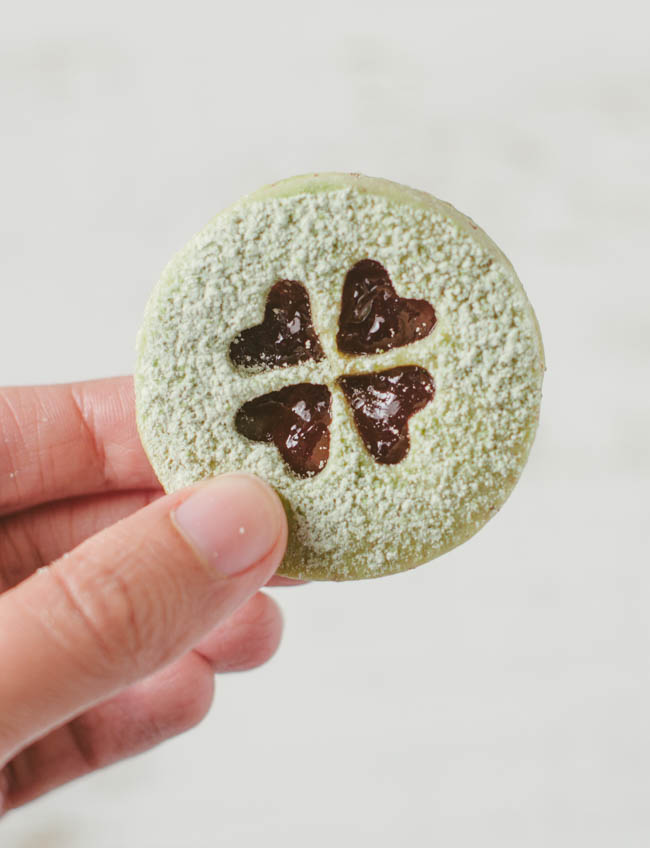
top-left (135, 173), bottom-right (544, 581)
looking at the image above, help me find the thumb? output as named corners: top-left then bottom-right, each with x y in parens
top-left (0, 473), bottom-right (286, 762)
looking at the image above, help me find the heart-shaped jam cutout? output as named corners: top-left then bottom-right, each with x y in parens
top-left (336, 259), bottom-right (436, 355)
top-left (230, 280), bottom-right (325, 369)
top-left (235, 384), bottom-right (332, 477)
top-left (337, 366), bottom-right (435, 464)
top-left (232, 260), bottom-right (438, 476)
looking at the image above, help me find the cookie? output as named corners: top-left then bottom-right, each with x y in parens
top-left (135, 173), bottom-right (544, 581)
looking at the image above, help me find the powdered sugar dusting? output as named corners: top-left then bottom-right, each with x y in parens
top-left (135, 174), bottom-right (544, 580)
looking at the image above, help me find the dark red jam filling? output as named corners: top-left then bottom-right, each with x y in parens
top-left (235, 384), bottom-right (332, 477)
top-left (230, 280), bottom-right (324, 369)
top-left (336, 259), bottom-right (436, 355)
top-left (337, 366), bottom-right (435, 464)
top-left (231, 261), bottom-right (438, 474)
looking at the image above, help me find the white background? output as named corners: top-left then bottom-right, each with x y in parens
top-left (2, 1), bottom-right (649, 845)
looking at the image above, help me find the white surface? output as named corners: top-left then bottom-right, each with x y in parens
top-left (2, 1), bottom-right (649, 845)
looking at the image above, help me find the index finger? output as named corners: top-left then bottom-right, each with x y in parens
top-left (0, 377), bottom-right (159, 516)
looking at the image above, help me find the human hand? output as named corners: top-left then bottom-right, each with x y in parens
top-left (0, 377), bottom-right (293, 814)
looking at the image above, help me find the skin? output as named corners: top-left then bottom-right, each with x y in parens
top-left (0, 376), bottom-right (302, 815)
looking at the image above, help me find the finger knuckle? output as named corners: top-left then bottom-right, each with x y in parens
top-left (47, 557), bottom-right (156, 679)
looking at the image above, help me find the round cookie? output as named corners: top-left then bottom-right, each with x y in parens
top-left (135, 173), bottom-right (544, 581)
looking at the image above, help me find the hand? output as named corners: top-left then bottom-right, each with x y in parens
top-left (0, 377), bottom-right (293, 814)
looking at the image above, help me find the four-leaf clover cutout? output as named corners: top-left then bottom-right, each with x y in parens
top-left (230, 259), bottom-right (437, 477)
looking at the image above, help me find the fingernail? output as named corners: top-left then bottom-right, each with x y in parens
top-left (172, 475), bottom-right (284, 576)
